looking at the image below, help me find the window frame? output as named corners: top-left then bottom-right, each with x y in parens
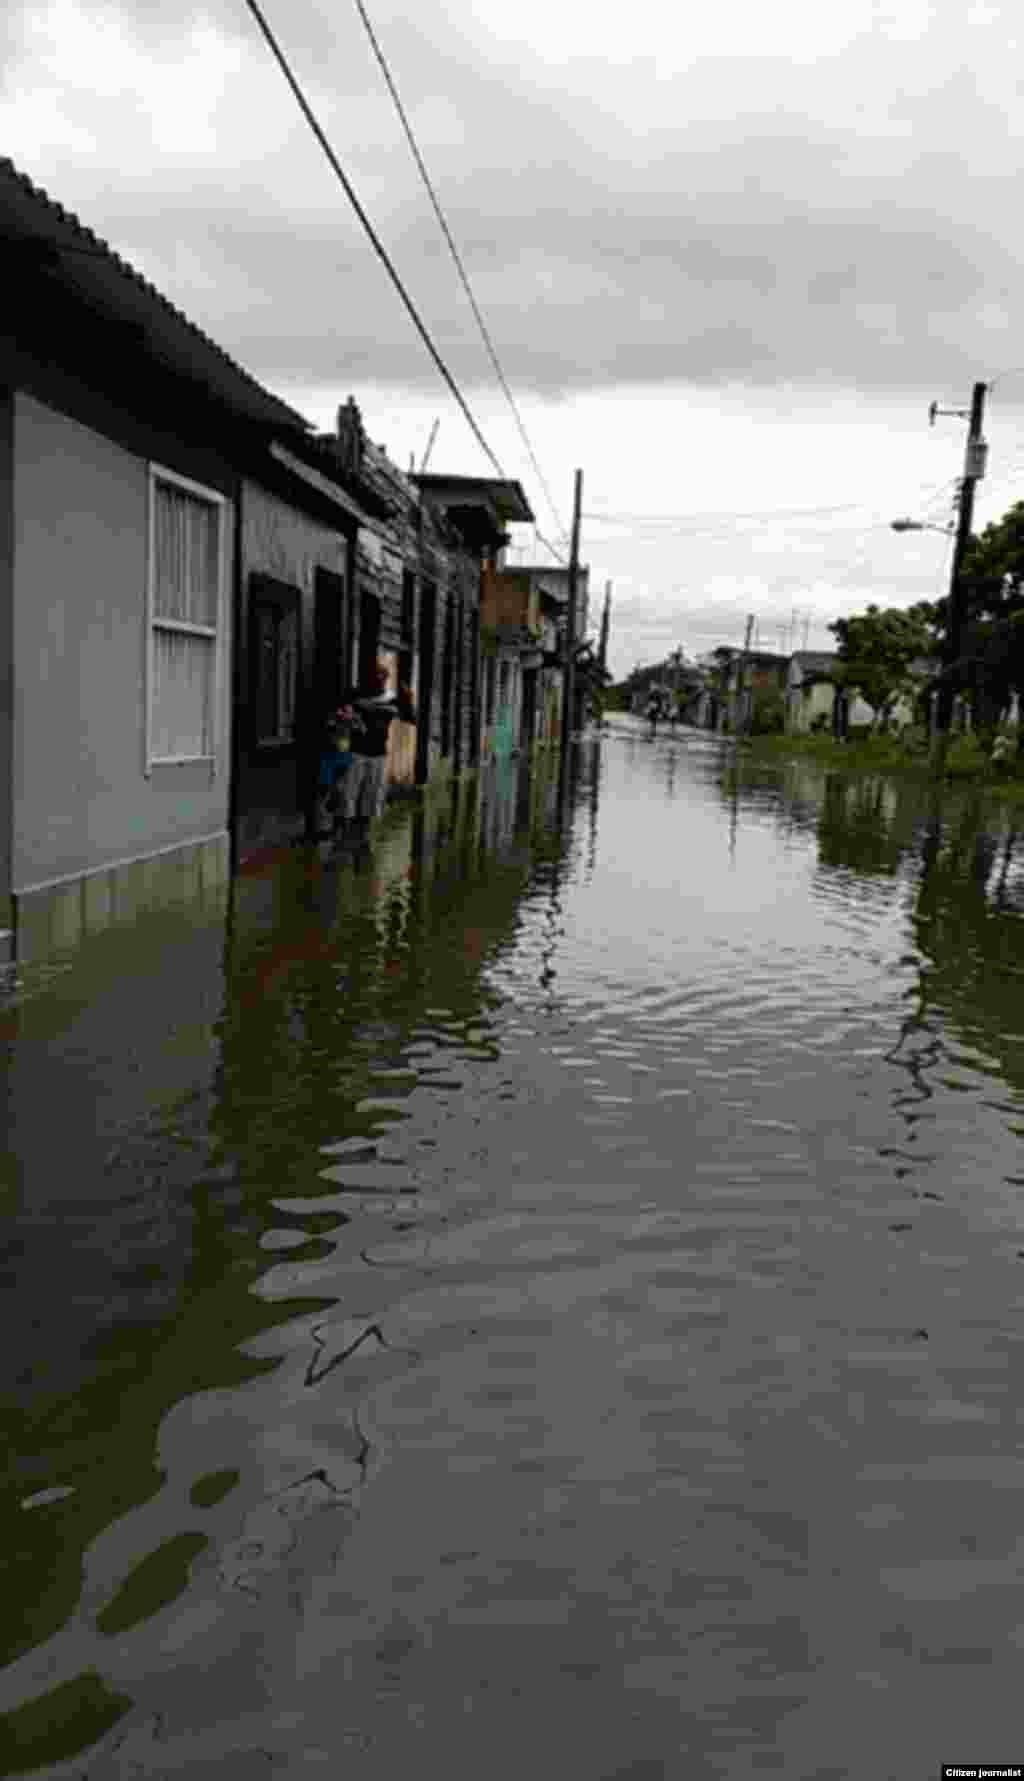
top-left (248, 572), bottom-right (303, 753)
top-left (145, 462), bottom-right (227, 777)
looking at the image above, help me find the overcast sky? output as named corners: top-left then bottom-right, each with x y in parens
top-left (5, 0), bottom-right (1024, 675)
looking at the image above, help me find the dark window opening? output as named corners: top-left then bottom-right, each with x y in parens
top-left (250, 575), bottom-right (300, 747)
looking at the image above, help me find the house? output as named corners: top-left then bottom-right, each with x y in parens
top-left (0, 155), bottom-right (541, 961)
top-left (233, 409), bottom-right (392, 867)
top-left (785, 651), bottom-right (845, 733)
top-left (478, 566), bottom-right (544, 763)
top-left (784, 650), bottom-right (926, 736)
top-left (723, 649), bottom-right (788, 732)
top-left (0, 155), bottom-right (320, 961)
top-left (490, 562), bottom-right (590, 747)
top-left (414, 480), bottom-right (538, 769)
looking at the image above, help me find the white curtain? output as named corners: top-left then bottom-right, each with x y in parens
top-left (152, 628), bottom-right (214, 760)
top-left (151, 478), bottom-right (219, 759)
top-left (154, 483), bottom-right (219, 626)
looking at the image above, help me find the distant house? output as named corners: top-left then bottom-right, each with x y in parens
top-left (480, 562), bottom-right (590, 752)
top-left (785, 650), bottom-right (929, 736)
top-left (785, 651), bottom-right (838, 733)
top-left (414, 476), bottom-right (536, 775)
top-left (724, 650), bottom-right (788, 732)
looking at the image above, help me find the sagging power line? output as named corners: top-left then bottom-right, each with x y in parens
top-left (353, 0), bottom-right (568, 550)
top-left (242, 0), bottom-right (505, 479)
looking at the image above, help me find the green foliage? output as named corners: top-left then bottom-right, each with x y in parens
top-left (829, 603), bottom-right (937, 722)
top-left (961, 501), bottom-right (1024, 617)
top-left (750, 689), bottom-right (785, 734)
top-left (949, 503), bottom-right (1024, 724)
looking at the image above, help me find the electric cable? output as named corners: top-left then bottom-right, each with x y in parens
top-left (353, 0), bottom-right (568, 551)
top-left (242, 0), bottom-right (505, 480)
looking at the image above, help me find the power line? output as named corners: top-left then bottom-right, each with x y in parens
top-left (242, 0), bottom-right (505, 480)
top-left (353, 0), bottom-right (568, 551)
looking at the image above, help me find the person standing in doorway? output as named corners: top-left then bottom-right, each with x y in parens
top-left (339, 661), bottom-right (416, 839)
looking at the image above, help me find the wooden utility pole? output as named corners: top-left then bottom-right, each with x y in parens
top-left (419, 417), bottom-right (440, 473)
top-left (735, 613), bottom-right (754, 739)
top-left (598, 580), bottom-right (611, 675)
top-left (932, 380), bottom-right (988, 766)
top-left (560, 468), bottom-right (583, 748)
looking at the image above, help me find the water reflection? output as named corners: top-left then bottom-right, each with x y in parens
top-left (3, 730), bottom-right (1024, 1778)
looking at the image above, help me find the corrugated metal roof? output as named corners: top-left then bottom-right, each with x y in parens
top-left (1, 156), bottom-right (310, 433)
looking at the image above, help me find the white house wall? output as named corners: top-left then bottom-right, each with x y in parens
top-left (12, 392), bottom-right (233, 898)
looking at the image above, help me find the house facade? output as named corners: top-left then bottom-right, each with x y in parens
top-left (0, 156), bottom-right (319, 962)
top-left (478, 566), bottom-right (544, 763)
top-left (414, 476), bottom-right (536, 772)
top-left (0, 159), bottom-right (537, 960)
top-left (490, 562), bottom-right (590, 748)
top-left (785, 651), bottom-right (845, 733)
top-left (723, 650), bottom-right (788, 732)
top-left (785, 650), bottom-right (927, 736)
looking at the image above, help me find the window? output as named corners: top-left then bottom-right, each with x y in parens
top-left (147, 466), bottom-right (225, 770)
top-left (250, 575), bottom-right (301, 746)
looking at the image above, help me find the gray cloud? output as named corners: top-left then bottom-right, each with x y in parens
top-left (6, 0), bottom-right (1023, 401)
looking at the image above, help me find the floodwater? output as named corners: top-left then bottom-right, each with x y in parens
top-left (3, 718), bottom-right (1024, 1779)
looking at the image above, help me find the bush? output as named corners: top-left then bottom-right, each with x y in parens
top-left (945, 733), bottom-right (986, 777)
top-left (750, 691), bottom-right (786, 735)
top-left (900, 724), bottom-right (929, 756)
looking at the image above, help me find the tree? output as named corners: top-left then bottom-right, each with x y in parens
top-left (956, 503), bottom-right (1024, 735)
top-left (829, 604), bottom-right (938, 729)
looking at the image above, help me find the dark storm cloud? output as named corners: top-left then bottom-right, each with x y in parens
top-left (6, 0), bottom-right (1023, 397)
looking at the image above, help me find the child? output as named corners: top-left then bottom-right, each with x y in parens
top-left (315, 704), bottom-right (362, 838)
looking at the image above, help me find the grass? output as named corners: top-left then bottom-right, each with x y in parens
top-left (739, 731), bottom-right (1024, 802)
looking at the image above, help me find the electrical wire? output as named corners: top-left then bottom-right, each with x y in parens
top-left (242, 0), bottom-right (506, 480)
top-left (352, 0), bottom-right (568, 552)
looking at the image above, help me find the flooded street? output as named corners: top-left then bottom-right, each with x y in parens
top-left (4, 718), bottom-right (1024, 1779)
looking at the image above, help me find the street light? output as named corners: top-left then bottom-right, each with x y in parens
top-left (890, 518), bottom-right (955, 535)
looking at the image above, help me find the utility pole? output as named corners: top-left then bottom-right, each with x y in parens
top-left (560, 468), bottom-right (583, 751)
top-left (419, 417), bottom-right (440, 473)
top-left (735, 613), bottom-right (754, 740)
top-left (931, 380), bottom-right (988, 765)
top-left (598, 580), bottom-right (611, 676)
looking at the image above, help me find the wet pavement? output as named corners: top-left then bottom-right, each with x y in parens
top-left (3, 719), bottom-right (1024, 1778)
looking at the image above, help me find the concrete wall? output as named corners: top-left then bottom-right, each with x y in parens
top-left (12, 392), bottom-right (233, 897)
top-left (786, 680), bottom-right (835, 734)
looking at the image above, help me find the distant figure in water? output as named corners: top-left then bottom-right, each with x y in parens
top-left (645, 694), bottom-right (660, 737)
